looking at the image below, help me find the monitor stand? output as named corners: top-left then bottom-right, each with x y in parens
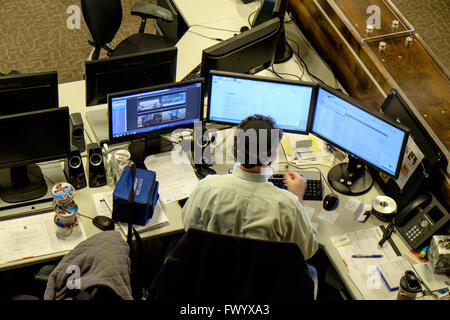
top-left (0, 161), bottom-right (66, 218)
top-left (327, 156), bottom-right (374, 196)
top-left (86, 107), bottom-right (108, 143)
top-left (0, 165), bottom-right (47, 203)
top-left (274, 27), bottom-right (293, 64)
top-left (128, 136), bottom-right (174, 168)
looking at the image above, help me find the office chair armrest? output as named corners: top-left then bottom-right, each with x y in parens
top-left (131, 3), bottom-right (173, 22)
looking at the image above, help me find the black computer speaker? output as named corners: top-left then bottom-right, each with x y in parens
top-left (70, 112), bottom-right (85, 153)
top-left (64, 146), bottom-right (87, 190)
top-left (87, 143), bottom-right (106, 188)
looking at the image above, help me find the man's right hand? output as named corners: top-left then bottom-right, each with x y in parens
top-left (283, 171), bottom-right (307, 203)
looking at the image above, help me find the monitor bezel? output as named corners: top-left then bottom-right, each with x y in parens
top-left (107, 78), bottom-right (205, 145)
top-left (0, 71), bottom-right (59, 116)
top-left (200, 17), bottom-right (281, 79)
top-left (380, 89), bottom-right (441, 171)
top-left (85, 47), bottom-right (178, 107)
top-left (0, 106), bottom-right (70, 169)
top-left (206, 70), bottom-right (317, 135)
top-left (310, 84), bottom-right (410, 179)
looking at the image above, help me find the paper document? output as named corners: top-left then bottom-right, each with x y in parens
top-left (331, 227), bottom-right (399, 273)
top-left (0, 212), bottom-right (87, 264)
top-left (395, 137), bottom-right (424, 190)
top-left (92, 191), bottom-right (169, 233)
top-left (331, 227), bottom-right (403, 299)
top-left (317, 209), bottom-right (339, 224)
top-left (284, 133), bottom-right (334, 167)
top-left (144, 151), bottom-right (199, 204)
top-left (411, 262), bottom-right (450, 292)
top-left (344, 198), bottom-right (371, 222)
top-left (376, 256), bottom-right (412, 291)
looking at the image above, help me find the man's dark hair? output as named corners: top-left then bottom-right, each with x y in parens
top-left (233, 114), bottom-right (283, 169)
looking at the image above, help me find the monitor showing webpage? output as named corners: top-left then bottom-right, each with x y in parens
top-left (311, 87), bottom-right (408, 177)
top-left (109, 80), bottom-right (203, 141)
top-left (207, 72), bottom-right (314, 133)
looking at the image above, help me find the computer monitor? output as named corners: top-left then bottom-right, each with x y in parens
top-left (251, 0), bottom-right (292, 63)
top-left (207, 70), bottom-right (315, 134)
top-left (85, 47), bottom-right (177, 106)
top-left (200, 17), bottom-right (281, 80)
top-left (378, 89), bottom-right (443, 209)
top-left (0, 107), bottom-right (71, 203)
top-left (310, 85), bottom-right (409, 195)
top-left (108, 79), bottom-right (204, 154)
top-left (0, 71), bottom-right (59, 116)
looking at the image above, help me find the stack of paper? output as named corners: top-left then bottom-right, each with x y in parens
top-left (0, 211), bottom-right (87, 264)
top-left (331, 227), bottom-right (403, 300)
top-left (144, 151), bottom-right (199, 204)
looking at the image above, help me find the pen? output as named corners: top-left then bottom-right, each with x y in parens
top-left (352, 254), bottom-right (383, 258)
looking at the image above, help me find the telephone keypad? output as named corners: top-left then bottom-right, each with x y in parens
top-left (405, 225), bottom-right (422, 241)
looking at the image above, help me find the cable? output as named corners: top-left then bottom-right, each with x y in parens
top-left (285, 35), bottom-right (338, 89)
top-left (84, 129), bottom-right (93, 144)
top-left (186, 30), bottom-right (224, 42)
top-left (269, 64), bottom-right (302, 81)
top-left (189, 24), bottom-right (240, 33)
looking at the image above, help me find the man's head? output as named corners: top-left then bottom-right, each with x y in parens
top-left (233, 114), bottom-right (283, 169)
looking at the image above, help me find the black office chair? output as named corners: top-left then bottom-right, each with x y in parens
top-left (149, 229), bottom-right (316, 301)
top-left (81, 0), bottom-right (176, 60)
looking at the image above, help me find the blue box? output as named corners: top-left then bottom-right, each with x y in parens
top-left (112, 166), bottom-right (159, 226)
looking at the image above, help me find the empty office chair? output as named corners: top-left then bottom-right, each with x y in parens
top-left (81, 0), bottom-right (176, 60)
top-left (149, 229), bottom-right (316, 301)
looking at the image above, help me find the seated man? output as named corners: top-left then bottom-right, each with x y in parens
top-left (182, 114), bottom-right (318, 261)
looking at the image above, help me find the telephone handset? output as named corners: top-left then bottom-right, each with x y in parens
top-left (395, 192), bottom-right (450, 250)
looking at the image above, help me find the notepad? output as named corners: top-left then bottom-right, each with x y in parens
top-left (376, 256), bottom-right (413, 291)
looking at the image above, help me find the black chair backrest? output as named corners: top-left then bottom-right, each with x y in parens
top-left (81, 0), bottom-right (123, 48)
top-left (150, 229), bottom-right (315, 301)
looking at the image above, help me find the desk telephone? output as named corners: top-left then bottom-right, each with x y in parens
top-left (395, 192), bottom-right (450, 250)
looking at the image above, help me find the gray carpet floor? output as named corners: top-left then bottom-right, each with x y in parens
top-left (390, 0), bottom-right (450, 73)
top-left (0, 0), bottom-right (156, 84)
top-left (0, 0), bottom-right (448, 84)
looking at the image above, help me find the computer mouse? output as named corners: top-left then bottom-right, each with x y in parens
top-left (92, 215), bottom-right (115, 231)
top-left (323, 194), bottom-right (339, 211)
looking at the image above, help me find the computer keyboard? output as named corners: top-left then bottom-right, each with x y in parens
top-left (269, 171), bottom-right (323, 201)
top-left (182, 63), bottom-right (202, 81)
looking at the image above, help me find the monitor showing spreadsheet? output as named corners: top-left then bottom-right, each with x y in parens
top-left (310, 85), bottom-right (409, 195)
top-left (207, 70), bottom-right (315, 134)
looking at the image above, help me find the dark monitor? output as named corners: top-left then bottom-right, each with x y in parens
top-left (378, 89), bottom-right (443, 209)
top-left (381, 89), bottom-right (441, 172)
top-left (0, 107), bottom-right (71, 203)
top-left (108, 79), bottom-right (204, 154)
top-left (200, 17), bottom-right (281, 80)
top-left (0, 71), bottom-right (59, 116)
top-left (251, 0), bottom-right (292, 63)
top-left (310, 86), bottom-right (409, 195)
top-left (85, 47), bottom-right (178, 106)
top-left (207, 70), bottom-right (315, 134)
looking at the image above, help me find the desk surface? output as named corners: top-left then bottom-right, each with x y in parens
top-left (0, 0), bottom-right (414, 300)
top-left (173, 0), bottom-right (260, 26)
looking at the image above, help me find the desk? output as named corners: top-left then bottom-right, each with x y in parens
top-left (0, 0), bottom-right (414, 301)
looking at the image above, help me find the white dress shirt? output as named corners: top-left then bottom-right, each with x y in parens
top-left (182, 165), bottom-right (319, 260)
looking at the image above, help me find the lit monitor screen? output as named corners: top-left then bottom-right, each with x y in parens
top-left (108, 79), bottom-right (204, 145)
top-left (311, 86), bottom-right (409, 195)
top-left (207, 71), bottom-right (315, 133)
